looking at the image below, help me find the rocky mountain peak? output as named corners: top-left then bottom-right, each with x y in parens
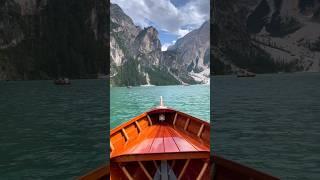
top-left (111, 3), bottom-right (135, 27)
top-left (163, 20), bottom-right (210, 83)
top-left (135, 26), bottom-right (161, 54)
top-left (110, 3), bottom-right (210, 86)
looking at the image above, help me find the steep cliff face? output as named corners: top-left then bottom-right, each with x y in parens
top-left (110, 3), bottom-right (211, 86)
top-left (164, 21), bottom-right (210, 84)
top-left (134, 27), bottom-right (162, 66)
top-left (0, 0), bottom-right (108, 80)
top-left (110, 3), bottom-right (139, 76)
top-left (110, 3), bottom-right (179, 86)
top-left (0, 0), bottom-right (22, 79)
top-left (213, 0), bottom-right (320, 75)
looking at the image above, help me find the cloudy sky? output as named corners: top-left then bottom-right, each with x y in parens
top-left (110, 0), bottom-right (210, 51)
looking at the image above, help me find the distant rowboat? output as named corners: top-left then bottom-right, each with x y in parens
top-left (54, 78), bottom-right (71, 85)
top-left (237, 71), bottom-right (256, 78)
top-left (79, 97), bottom-right (279, 180)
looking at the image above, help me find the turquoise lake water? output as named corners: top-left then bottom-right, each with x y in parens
top-left (1, 73), bottom-right (319, 179)
top-left (213, 73), bottom-right (320, 180)
top-left (0, 81), bottom-right (209, 179)
top-left (0, 80), bottom-right (108, 179)
top-left (110, 84), bottom-right (210, 128)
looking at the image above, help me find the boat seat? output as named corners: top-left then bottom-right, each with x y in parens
top-left (111, 123), bottom-right (210, 162)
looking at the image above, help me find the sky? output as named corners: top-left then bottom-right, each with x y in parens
top-left (110, 0), bottom-right (210, 51)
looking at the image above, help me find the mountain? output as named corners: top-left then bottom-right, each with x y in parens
top-left (110, 3), bottom-right (178, 86)
top-left (164, 21), bottom-right (210, 84)
top-left (213, 0), bottom-right (320, 75)
top-left (0, 0), bottom-right (108, 80)
top-left (0, 1), bottom-right (210, 83)
top-left (110, 3), bottom-right (210, 86)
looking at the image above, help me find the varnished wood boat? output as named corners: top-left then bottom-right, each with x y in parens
top-left (79, 97), bottom-right (279, 180)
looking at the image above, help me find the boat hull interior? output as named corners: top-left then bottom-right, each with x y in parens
top-left (79, 107), bottom-right (279, 180)
top-left (109, 107), bottom-right (211, 179)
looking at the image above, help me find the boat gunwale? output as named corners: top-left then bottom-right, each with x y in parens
top-left (110, 106), bottom-right (210, 136)
top-left (110, 106), bottom-right (211, 162)
top-left (110, 112), bottom-right (148, 135)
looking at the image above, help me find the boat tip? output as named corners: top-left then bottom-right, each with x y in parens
top-left (158, 96), bottom-right (166, 108)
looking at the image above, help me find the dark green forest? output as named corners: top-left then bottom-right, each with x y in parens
top-left (0, 0), bottom-right (108, 80)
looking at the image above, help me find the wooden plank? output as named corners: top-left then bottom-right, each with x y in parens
top-left (111, 113), bottom-right (147, 135)
top-left (184, 118), bottom-right (190, 130)
top-left (121, 166), bottom-right (133, 180)
top-left (135, 121), bottom-right (142, 133)
top-left (163, 127), bottom-right (180, 152)
top-left (196, 161), bottom-right (209, 180)
top-left (178, 159), bottom-right (190, 180)
top-left (121, 128), bottom-right (129, 142)
top-left (130, 125), bottom-right (161, 154)
top-left (197, 124), bottom-right (205, 137)
top-left (168, 128), bottom-right (197, 152)
top-left (111, 125), bottom-right (156, 158)
top-left (173, 113), bottom-right (178, 125)
top-left (169, 126), bottom-right (209, 151)
top-left (110, 131), bottom-right (126, 148)
top-left (138, 161), bottom-right (153, 180)
top-left (150, 125), bottom-right (165, 153)
top-left (125, 126), bottom-right (158, 154)
top-left (147, 115), bottom-right (153, 126)
top-left (186, 120), bottom-right (202, 135)
top-left (138, 118), bottom-right (150, 130)
top-left (125, 124), bottom-right (139, 140)
top-left (175, 116), bottom-right (186, 128)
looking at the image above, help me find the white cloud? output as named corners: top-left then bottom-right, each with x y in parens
top-left (161, 40), bottom-right (176, 51)
top-left (177, 29), bottom-right (191, 38)
top-left (161, 43), bottom-right (171, 51)
top-left (111, 0), bottom-right (209, 37)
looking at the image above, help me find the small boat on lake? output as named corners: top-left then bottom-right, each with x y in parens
top-left (54, 78), bottom-right (71, 85)
top-left (237, 71), bottom-right (256, 78)
top-left (79, 97), bottom-right (279, 180)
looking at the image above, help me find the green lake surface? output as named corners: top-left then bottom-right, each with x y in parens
top-left (1, 73), bottom-right (319, 179)
top-left (111, 84), bottom-right (210, 128)
top-left (0, 80), bottom-right (108, 179)
top-left (0, 81), bottom-right (209, 179)
top-left (213, 73), bottom-right (320, 180)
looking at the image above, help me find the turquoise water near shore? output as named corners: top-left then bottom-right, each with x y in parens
top-left (213, 73), bottom-right (320, 180)
top-left (0, 80), bottom-right (107, 179)
top-left (110, 85), bottom-right (210, 128)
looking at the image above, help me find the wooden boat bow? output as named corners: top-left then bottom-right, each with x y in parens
top-left (108, 99), bottom-right (211, 179)
top-left (80, 97), bottom-right (279, 180)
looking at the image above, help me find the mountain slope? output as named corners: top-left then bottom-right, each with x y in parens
top-left (0, 0), bottom-right (109, 80)
top-left (213, 0), bottom-right (320, 75)
top-left (164, 21), bottom-right (210, 84)
top-left (110, 4), bottom-right (210, 86)
top-left (110, 3), bottom-right (202, 86)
